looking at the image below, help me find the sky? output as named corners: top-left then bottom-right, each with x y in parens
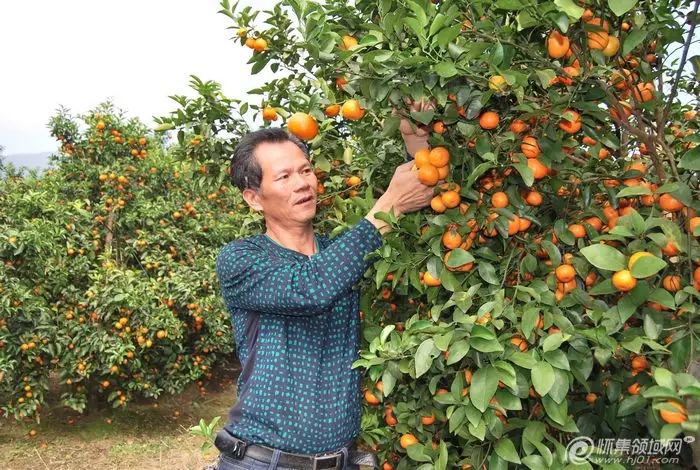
top-left (0, 0), bottom-right (277, 157)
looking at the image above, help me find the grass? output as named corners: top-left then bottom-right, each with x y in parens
top-left (0, 374), bottom-right (237, 470)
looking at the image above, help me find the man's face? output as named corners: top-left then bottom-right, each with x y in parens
top-left (242, 140), bottom-right (318, 226)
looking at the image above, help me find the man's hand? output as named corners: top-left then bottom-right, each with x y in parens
top-left (365, 161), bottom-right (435, 233)
top-left (399, 98), bottom-right (435, 158)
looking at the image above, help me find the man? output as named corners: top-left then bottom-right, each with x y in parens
top-left (213, 118), bottom-right (432, 470)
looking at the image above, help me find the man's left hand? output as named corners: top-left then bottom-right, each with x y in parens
top-left (399, 98), bottom-right (435, 158)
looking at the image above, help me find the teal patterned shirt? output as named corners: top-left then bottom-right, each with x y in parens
top-left (215, 218), bottom-right (382, 454)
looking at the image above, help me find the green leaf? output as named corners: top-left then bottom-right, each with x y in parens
top-left (495, 437), bottom-right (522, 464)
top-left (512, 157), bottom-right (535, 187)
top-left (446, 340), bottom-right (470, 365)
top-left (617, 395), bottom-right (647, 416)
top-left (580, 244), bottom-right (626, 271)
top-left (434, 61), bottom-right (459, 78)
top-left (445, 248), bottom-right (475, 268)
top-left (436, 25), bottom-right (462, 48)
top-left (554, 0), bottom-right (584, 19)
top-left (541, 395), bottom-right (568, 425)
top-left (630, 255), bottom-right (666, 278)
top-left (542, 332), bottom-right (564, 352)
top-left (478, 262), bottom-right (500, 285)
top-left (496, 0), bottom-right (525, 10)
top-left (532, 361), bottom-right (555, 396)
top-left (415, 338), bottom-right (438, 378)
top-left (608, 0), bottom-right (638, 16)
top-left (509, 351), bottom-right (537, 369)
top-left (653, 368), bottom-right (676, 390)
top-left (617, 185), bottom-right (651, 198)
top-left (543, 350), bottom-right (570, 370)
top-left (678, 147), bottom-right (700, 171)
top-left (406, 443), bottom-right (432, 462)
top-left (470, 365), bottom-right (499, 412)
top-left (534, 69), bottom-right (557, 89)
top-left (622, 29), bottom-right (647, 56)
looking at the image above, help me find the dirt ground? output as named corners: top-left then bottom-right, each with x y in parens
top-left (0, 373), bottom-right (238, 470)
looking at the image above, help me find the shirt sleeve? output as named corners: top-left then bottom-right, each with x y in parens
top-left (216, 218), bottom-right (382, 316)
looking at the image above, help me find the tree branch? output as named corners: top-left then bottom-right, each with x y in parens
top-left (661, 0), bottom-right (700, 127)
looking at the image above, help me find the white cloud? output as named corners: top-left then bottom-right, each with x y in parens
top-left (0, 0), bottom-right (278, 155)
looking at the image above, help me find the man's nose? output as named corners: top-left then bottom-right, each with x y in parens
top-left (292, 172), bottom-right (312, 190)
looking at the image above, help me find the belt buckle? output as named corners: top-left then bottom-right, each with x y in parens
top-left (312, 453), bottom-right (341, 470)
top-left (231, 440), bottom-right (247, 459)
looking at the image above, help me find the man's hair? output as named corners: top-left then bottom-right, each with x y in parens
top-left (229, 128), bottom-right (308, 191)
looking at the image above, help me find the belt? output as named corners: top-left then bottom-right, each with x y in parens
top-left (214, 430), bottom-right (377, 469)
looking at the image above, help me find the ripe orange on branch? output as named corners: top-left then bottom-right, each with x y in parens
top-left (287, 112), bottom-right (318, 141)
top-left (341, 99), bottom-right (365, 120)
top-left (547, 31), bottom-right (570, 58)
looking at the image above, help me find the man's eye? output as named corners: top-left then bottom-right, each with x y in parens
top-left (277, 174), bottom-right (288, 180)
top-left (302, 168), bottom-right (312, 174)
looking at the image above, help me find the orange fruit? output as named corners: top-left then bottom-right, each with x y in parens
top-left (631, 355), bottom-right (649, 371)
top-left (627, 383), bottom-right (641, 395)
top-left (436, 165), bottom-right (449, 179)
top-left (568, 223), bottom-right (586, 238)
top-left (383, 462), bottom-right (394, 470)
top-left (417, 165), bottom-right (439, 186)
top-left (510, 119), bottom-right (528, 134)
top-left (420, 415), bottom-right (436, 425)
top-left (587, 31), bottom-right (609, 49)
top-left (464, 369), bottom-right (473, 384)
top-left (340, 35), bottom-right (358, 50)
top-left (346, 176), bottom-right (361, 187)
top-left (414, 148), bottom-right (431, 168)
top-left (527, 158), bottom-right (549, 180)
top-left (660, 401), bottom-right (688, 424)
top-left (558, 109), bottom-right (582, 134)
top-left (555, 264), bottom-right (576, 282)
top-left (525, 191), bottom-right (543, 206)
top-left (687, 216), bottom-right (700, 235)
top-left (431, 195), bottom-right (447, 213)
top-left (262, 106), bottom-right (278, 121)
top-left (488, 75), bottom-right (508, 92)
top-left (632, 83), bottom-right (654, 102)
top-left (245, 37), bottom-right (256, 49)
top-left (252, 38), bottom-right (268, 52)
top-left (521, 136), bottom-right (541, 158)
top-left (547, 30), bottom-right (570, 59)
top-left (584, 217), bottom-right (603, 231)
top-left (324, 104), bottom-right (340, 117)
top-left (341, 99), bottom-right (365, 120)
top-left (662, 275), bottom-right (681, 292)
top-left (612, 270), bottom-right (637, 292)
top-left (422, 272), bottom-right (441, 287)
top-left (364, 389), bottom-right (380, 405)
top-left (433, 121), bottom-right (446, 134)
top-left (585, 393), bottom-right (598, 404)
top-left (661, 241), bottom-right (680, 257)
top-left (602, 35), bottom-right (620, 57)
top-left (441, 190), bottom-right (461, 209)
top-left (582, 136), bottom-right (598, 146)
top-left (400, 434), bottom-right (419, 449)
top-left (428, 147), bottom-right (450, 167)
top-left (491, 191), bottom-right (509, 208)
top-left (287, 112), bottom-right (319, 141)
top-left (442, 229), bottom-right (462, 249)
top-left (659, 193), bottom-right (684, 212)
top-left (510, 336), bottom-right (528, 352)
top-left (479, 111), bottom-right (500, 130)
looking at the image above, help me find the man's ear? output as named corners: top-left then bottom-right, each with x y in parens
top-left (242, 188), bottom-right (263, 212)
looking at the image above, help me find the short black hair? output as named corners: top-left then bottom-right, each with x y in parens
top-left (229, 128), bottom-right (308, 191)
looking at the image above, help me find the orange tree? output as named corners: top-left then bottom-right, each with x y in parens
top-left (210, 0), bottom-right (700, 467)
top-left (0, 88), bottom-right (250, 421)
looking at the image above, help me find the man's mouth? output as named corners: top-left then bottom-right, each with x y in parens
top-left (294, 195), bottom-right (315, 205)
